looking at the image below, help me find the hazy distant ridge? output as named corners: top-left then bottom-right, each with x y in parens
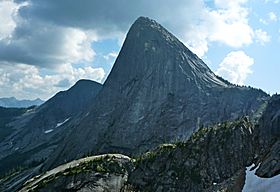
top-left (0, 97), bottom-right (44, 108)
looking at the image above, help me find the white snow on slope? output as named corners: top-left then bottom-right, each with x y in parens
top-left (44, 129), bottom-right (53, 134)
top-left (243, 164), bottom-right (280, 192)
top-left (56, 118), bottom-right (70, 128)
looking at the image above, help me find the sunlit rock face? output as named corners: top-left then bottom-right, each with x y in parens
top-left (45, 17), bottom-right (268, 170)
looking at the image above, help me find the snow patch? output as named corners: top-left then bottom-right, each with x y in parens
top-left (44, 129), bottom-right (53, 134)
top-left (56, 118), bottom-right (70, 128)
top-left (243, 164), bottom-right (280, 192)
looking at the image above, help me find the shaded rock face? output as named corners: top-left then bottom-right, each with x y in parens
top-left (255, 95), bottom-right (280, 177)
top-left (46, 17), bottom-right (268, 170)
top-left (127, 118), bottom-right (254, 192)
top-left (18, 112), bottom-right (280, 192)
top-left (0, 107), bottom-right (30, 141)
top-left (0, 80), bottom-right (102, 176)
top-left (256, 94), bottom-right (280, 148)
top-left (19, 118), bottom-right (255, 192)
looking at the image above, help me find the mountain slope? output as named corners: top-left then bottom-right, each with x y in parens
top-left (0, 79), bottom-right (102, 178)
top-left (127, 118), bottom-right (254, 191)
top-left (0, 106), bottom-right (33, 141)
top-left (0, 97), bottom-right (44, 108)
top-left (19, 114), bottom-right (280, 192)
top-left (45, 17), bottom-right (268, 170)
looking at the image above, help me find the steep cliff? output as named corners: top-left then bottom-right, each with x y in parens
top-left (127, 118), bottom-right (254, 191)
top-left (45, 17), bottom-right (268, 170)
top-left (254, 94), bottom-right (280, 177)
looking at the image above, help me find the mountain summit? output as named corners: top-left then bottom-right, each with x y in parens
top-left (45, 17), bottom-right (268, 169)
top-left (106, 17), bottom-right (228, 89)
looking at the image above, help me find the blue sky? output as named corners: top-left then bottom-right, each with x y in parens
top-left (205, 0), bottom-right (280, 94)
top-left (0, 0), bottom-right (279, 99)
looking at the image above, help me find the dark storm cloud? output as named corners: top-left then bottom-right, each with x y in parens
top-left (0, 21), bottom-right (66, 67)
top-left (0, 16), bottom-right (91, 68)
top-left (0, 0), bottom-right (203, 67)
top-left (18, 0), bottom-right (201, 36)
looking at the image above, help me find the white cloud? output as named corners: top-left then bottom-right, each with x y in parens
top-left (207, 9), bottom-right (253, 47)
top-left (0, 0), bottom-right (255, 60)
top-left (0, 1), bottom-right (21, 40)
top-left (104, 52), bottom-right (118, 61)
top-left (268, 12), bottom-right (277, 22)
top-left (0, 63), bottom-right (105, 100)
top-left (265, 0), bottom-right (280, 4)
top-left (259, 18), bottom-right (268, 25)
top-left (0, 19), bottom-right (97, 68)
top-left (260, 12), bottom-right (278, 25)
top-left (214, 0), bottom-right (248, 8)
top-left (56, 64), bottom-right (105, 83)
top-left (255, 29), bottom-right (271, 45)
top-left (61, 28), bottom-right (96, 64)
top-left (184, 0), bottom-right (253, 57)
top-left (216, 51), bottom-right (254, 85)
top-left (0, 0), bottom-right (259, 98)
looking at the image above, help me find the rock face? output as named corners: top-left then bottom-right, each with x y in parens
top-left (255, 94), bottom-right (280, 177)
top-left (127, 118), bottom-right (254, 191)
top-left (18, 113), bottom-right (279, 192)
top-left (45, 17), bottom-right (268, 170)
top-left (17, 118), bottom-right (258, 192)
top-left (0, 80), bottom-right (102, 177)
top-left (19, 154), bottom-right (133, 192)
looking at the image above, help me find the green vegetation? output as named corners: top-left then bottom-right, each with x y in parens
top-left (189, 168), bottom-right (201, 184)
top-left (22, 117), bottom-right (253, 191)
top-left (0, 165), bottom-right (26, 182)
top-left (135, 143), bottom-right (176, 165)
top-left (0, 142), bottom-right (51, 177)
top-left (0, 158), bottom-right (46, 183)
top-left (24, 155), bottom-right (129, 191)
top-left (132, 116), bottom-right (252, 188)
top-left (61, 156), bottom-right (126, 176)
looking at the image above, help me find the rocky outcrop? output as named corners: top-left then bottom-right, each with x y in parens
top-left (18, 112), bottom-right (280, 192)
top-left (19, 154), bottom-right (133, 192)
top-left (18, 118), bottom-right (256, 192)
top-left (256, 140), bottom-right (280, 177)
top-left (127, 118), bottom-right (254, 191)
top-left (254, 94), bottom-right (280, 177)
top-left (44, 17), bottom-right (268, 171)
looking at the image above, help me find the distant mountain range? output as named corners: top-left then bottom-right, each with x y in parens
top-left (0, 97), bottom-right (44, 108)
